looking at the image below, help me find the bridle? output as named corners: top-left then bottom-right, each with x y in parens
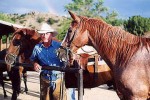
top-left (66, 20), bottom-right (82, 48)
top-left (60, 19), bottom-right (94, 65)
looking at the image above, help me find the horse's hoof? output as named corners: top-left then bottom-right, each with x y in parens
top-left (20, 89), bottom-right (24, 94)
top-left (20, 89), bottom-right (28, 94)
top-left (25, 91), bottom-right (28, 94)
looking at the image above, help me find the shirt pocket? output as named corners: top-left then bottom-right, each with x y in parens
top-left (38, 54), bottom-right (45, 60)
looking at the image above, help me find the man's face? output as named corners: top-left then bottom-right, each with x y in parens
top-left (40, 32), bottom-right (53, 42)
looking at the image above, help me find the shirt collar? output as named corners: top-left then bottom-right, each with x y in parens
top-left (40, 40), bottom-right (55, 48)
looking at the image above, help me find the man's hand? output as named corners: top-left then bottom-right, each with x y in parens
top-left (33, 63), bottom-right (41, 72)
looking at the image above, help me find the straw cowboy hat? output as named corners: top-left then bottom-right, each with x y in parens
top-left (38, 23), bottom-right (58, 37)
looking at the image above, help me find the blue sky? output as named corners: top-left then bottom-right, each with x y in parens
top-left (0, 0), bottom-right (150, 19)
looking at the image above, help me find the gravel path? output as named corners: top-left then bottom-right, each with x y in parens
top-left (0, 72), bottom-right (119, 100)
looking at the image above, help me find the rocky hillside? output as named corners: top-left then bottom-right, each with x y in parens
top-left (8, 11), bottom-right (67, 31)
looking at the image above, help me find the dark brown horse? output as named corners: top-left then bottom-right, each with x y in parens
top-left (5, 28), bottom-right (41, 99)
top-left (60, 11), bottom-right (150, 100)
top-left (0, 49), bottom-right (9, 98)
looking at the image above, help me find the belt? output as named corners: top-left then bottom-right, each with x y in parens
top-left (41, 73), bottom-right (62, 79)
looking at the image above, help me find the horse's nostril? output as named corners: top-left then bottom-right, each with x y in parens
top-left (5, 53), bottom-right (17, 65)
top-left (66, 44), bottom-right (70, 47)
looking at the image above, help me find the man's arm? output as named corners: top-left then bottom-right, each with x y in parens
top-left (31, 61), bottom-right (41, 72)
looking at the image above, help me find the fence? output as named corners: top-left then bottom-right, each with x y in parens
top-left (0, 60), bottom-right (84, 100)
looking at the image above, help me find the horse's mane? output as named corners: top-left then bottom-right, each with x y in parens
top-left (12, 28), bottom-right (60, 41)
top-left (80, 16), bottom-right (150, 47)
top-left (12, 28), bottom-right (39, 39)
top-left (79, 16), bottom-right (150, 66)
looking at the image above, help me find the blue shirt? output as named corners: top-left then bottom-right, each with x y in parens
top-left (30, 40), bottom-right (63, 81)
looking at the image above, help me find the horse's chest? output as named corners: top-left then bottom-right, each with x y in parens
top-left (113, 66), bottom-right (133, 84)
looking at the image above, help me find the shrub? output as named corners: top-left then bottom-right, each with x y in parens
top-left (37, 17), bottom-right (44, 23)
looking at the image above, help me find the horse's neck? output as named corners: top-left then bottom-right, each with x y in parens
top-left (88, 22), bottom-right (140, 68)
top-left (24, 36), bottom-right (41, 61)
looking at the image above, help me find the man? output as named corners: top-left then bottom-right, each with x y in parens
top-left (30, 23), bottom-right (66, 100)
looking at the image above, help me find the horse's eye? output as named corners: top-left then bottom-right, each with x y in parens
top-left (13, 39), bottom-right (21, 46)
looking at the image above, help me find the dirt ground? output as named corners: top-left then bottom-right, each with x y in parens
top-left (0, 72), bottom-right (119, 100)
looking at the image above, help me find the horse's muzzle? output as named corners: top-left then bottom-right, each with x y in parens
top-left (5, 53), bottom-right (17, 65)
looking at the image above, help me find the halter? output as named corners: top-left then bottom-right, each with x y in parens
top-left (5, 40), bottom-right (21, 65)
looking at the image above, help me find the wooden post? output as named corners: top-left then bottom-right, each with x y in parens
top-left (0, 37), bottom-right (1, 51)
top-left (94, 54), bottom-right (99, 79)
top-left (6, 35), bottom-right (9, 48)
top-left (78, 68), bottom-right (83, 100)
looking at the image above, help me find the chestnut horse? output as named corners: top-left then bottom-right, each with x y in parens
top-left (60, 11), bottom-right (150, 100)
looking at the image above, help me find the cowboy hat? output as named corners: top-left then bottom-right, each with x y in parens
top-left (38, 23), bottom-right (58, 37)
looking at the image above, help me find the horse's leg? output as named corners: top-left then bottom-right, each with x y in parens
top-left (9, 68), bottom-right (21, 100)
top-left (22, 70), bottom-right (28, 94)
top-left (0, 72), bottom-right (7, 98)
top-left (11, 90), bottom-right (18, 100)
top-left (18, 66), bottom-right (24, 93)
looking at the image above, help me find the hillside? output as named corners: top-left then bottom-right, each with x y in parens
top-left (8, 12), bottom-right (67, 31)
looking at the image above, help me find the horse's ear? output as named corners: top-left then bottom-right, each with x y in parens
top-left (11, 25), bottom-right (18, 32)
top-left (68, 10), bottom-right (80, 22)
top-left (22, 29), bottom-right (27, 35)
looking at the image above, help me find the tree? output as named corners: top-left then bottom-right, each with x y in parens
top-left (65, 0), bottom-right (108, 18)
top-left (124, 16), bottom-right (150, 36)
top-left (65, 0), bottom-right (123, 26)
top-left (0, 13), bottom-right (14, 23)
top-left (58, 0), bottom-right (123, 40)
top-left (57, 18), bottom-right (71, 40)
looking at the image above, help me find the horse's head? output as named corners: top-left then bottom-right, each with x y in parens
top-left (57, 46), bottom-right (90, 70)
top-left (57, 44), bottom-right (97, 70)
top-left (5, 28), bottom-right (40, 65)
top-left (57, 46), bottom-right (73, 67)
top-left (61, 11), bottom-right (91, 54)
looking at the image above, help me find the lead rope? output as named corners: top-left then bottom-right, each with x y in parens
top-left (59, 71), bottom-right (65, 100)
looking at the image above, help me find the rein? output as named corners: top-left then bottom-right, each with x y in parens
top-left (67, 20), bottom-right (82, 48)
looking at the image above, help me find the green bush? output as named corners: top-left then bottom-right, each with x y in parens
top-left (47, 18), bottom-right (56, 25)
top-left (0, 13), bottom-right (14, 23)
top-left (124, 16), bottom-right (150, 36)
top-left (37, 17), bottom-right (44, 23)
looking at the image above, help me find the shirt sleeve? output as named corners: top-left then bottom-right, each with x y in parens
top-left (30, 46), bottom-right (38, 62)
